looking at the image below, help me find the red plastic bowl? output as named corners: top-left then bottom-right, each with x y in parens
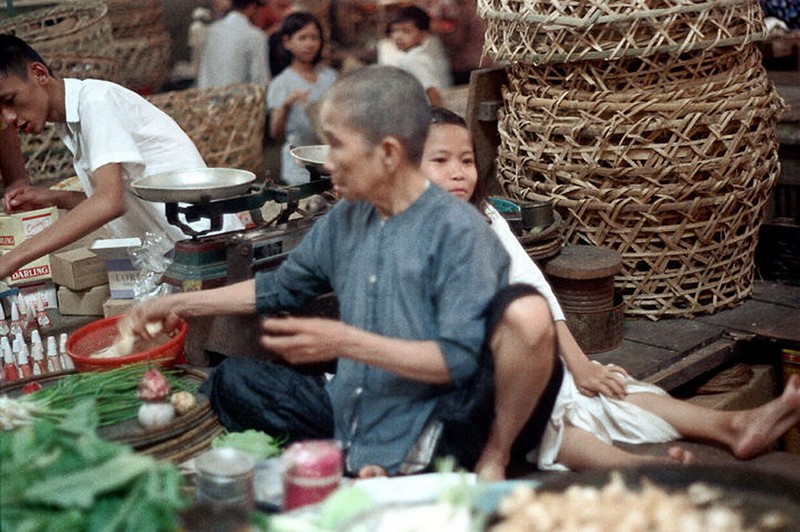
top-left (66, 314), bottom-right (188, 372)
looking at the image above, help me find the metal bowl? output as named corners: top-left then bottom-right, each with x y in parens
top-left (290, 145), bottom-right (329, 173)
top-left (130, 167), bottom-right (256, 203)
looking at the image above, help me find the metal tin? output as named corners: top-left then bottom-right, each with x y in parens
top-left (195, 447), bottom-right (255, 509)
top-left (282, 440), bottom-right (342, 511)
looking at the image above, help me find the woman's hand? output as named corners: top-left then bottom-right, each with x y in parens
top-left (284, 89), bottom-right (310, 108)
top-left (571, 359), bottom-right (628, 399)
top-left (260, 316), bottom-right (345, 365)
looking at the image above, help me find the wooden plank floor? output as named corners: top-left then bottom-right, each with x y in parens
top-left (591, 281), bottom-right (800, 391)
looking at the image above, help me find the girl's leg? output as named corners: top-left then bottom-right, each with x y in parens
top-left (557, 426), bottom-right (694, 471)
top-left (476, 294), bottom-right (556, 481)
top-left (625, 373), bottom-right (800, 459)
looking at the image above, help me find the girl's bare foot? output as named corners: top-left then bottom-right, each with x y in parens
top-left (475, 448), bottom-right (509, 482)
top-left (357, 464), bottom-right (388, 478)
top-left (731, 374), bottom-right (800, 459)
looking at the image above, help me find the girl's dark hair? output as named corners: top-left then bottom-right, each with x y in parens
top-left (429, 106), bottom-right (488, 213)
top-left (0, 34), bottom-right (49, 78)
top-left (271, 12), bottom-right (324, 76)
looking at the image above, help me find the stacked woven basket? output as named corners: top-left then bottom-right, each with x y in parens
top-left (480, 0), bottom-right (785, 319)
top-left (103, 0), bottom-right (172, 93)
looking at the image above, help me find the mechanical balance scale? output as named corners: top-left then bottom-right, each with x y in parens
top-left (132, 146), bottom-right (333, 292)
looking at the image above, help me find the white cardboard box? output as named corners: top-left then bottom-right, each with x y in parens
top-left (0, 207), bottom-right (59, 285)
top-left (90, 238), bottom-right (143, 299)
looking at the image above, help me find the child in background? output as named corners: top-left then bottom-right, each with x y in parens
top-left (267, 12), bottom-right (336, 185)
top-left (380, 5), bottom-right (451, 107)
top-left (421, 106), bottom-right (800, 475)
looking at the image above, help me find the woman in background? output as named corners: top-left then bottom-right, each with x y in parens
top-left (267, 12), bottom-right (336, 185)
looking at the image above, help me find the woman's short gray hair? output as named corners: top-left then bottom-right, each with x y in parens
top-left (323, 66), bottom-right (431, 165)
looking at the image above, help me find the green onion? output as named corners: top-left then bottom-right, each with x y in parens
top-left (20, 363), bottom-right (198, 428)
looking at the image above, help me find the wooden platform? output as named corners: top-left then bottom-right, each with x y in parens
top-left (590, 281), bottom-right (800, 390)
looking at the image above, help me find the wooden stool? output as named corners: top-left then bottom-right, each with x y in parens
top-left (545, 245), bottom-right (624, 353)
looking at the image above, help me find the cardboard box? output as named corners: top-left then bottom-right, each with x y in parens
top-left (57, 284), bottom-right (110, 316)
top-left (103, 297), bottom-right (137, 318)
top-left (0, 207), bottom-right (59, 285)
top-left (90, 238), bottom-right (144, 299)
top-left (50, 248), bottom-right (108, 291)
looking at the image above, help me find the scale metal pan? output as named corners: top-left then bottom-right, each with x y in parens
top-left (130, 168), bottom-right (256, 203)
top-left (290, 145), bottom-right (329, 173)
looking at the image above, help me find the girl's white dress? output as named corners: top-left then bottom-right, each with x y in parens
top-left (485, 205), bottom-right (681, 470)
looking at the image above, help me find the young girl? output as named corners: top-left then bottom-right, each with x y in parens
top-left (422, 107), bottom-right (800, 475)
top-left (267, 12), bottom-right (336, 185)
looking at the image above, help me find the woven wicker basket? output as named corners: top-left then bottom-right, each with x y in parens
top-left (111, 30), bottom-right (172, 93)
top-left (495, 46), bottom-right (785, 319)
top-left (20, 123), bottom-right (73, 184)
top-left (147, 83), bottom-right (268, 175)
top-left (107, 4), bottom-right (165, 39)
top-left (480, 0), bottom-right (766, 64)
top-left (498, 52), bottom-right (781, 200)
top-left (44, 53), bottom-right (121, 83)
top-left (0, 1), bottom-right (113, 58)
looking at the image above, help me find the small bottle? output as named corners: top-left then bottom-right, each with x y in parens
top-left (46, 335), bottom-right (61, 373)
top-left (2, 340), bottom-right (18, 383)
top-left (16, 342), bottom-right (32, 379)
top-left (0, 302), bottom-right (10, 336)
top-left (17, 296), bottom-right (33, 337)
top-left (34, 300), bottom-right (52, 329)
top-left (59, 333), bottom-right (74, 371)
top-left (9, 302), bottom-right (23, 339)
top-left (30, 332), bottom-right (45, 376)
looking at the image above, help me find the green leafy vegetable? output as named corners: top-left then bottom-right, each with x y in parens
top-left (0, 402), bottom-right (188, 531)
top-left (212, 429), bottom-right (285, 462)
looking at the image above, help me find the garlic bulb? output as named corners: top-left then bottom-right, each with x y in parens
top-left (137, 401), bottom-right (175, 430)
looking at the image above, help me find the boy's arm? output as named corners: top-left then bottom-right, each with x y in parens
top-left (0, 162), bottom-right (127, 278)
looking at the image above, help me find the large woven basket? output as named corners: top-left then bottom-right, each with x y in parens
top-left (44, 54), bottom-right (121, 84)
top-left (104, 0), bottom-right (166, 40)
top-left (479, 0), bottom-right (766, 64)
top-left (147, 83), bottom-right (268, 175)
top-left (498, 50), bottom-right (780, 200)
top-left (111, 30), bottom-right (172, 93)
top-left (0, 1), bottom-right (113, 58)
top-left (496, 46), bottom-right (785, 319)
top-left (20, 123), bottom-right (73, 185)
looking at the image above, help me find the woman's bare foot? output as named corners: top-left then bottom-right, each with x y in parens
top-left (666, 445), bottom-right (695, 465)
top-left (730, 373), bottom-right (800, 459)
top-left (357, 464), bottom-right (388, 479)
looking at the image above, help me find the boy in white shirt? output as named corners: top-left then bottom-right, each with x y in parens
top-left (381, 5), bottom-right (451, 107)
top-left (0, 34), bottom-right (243, 280)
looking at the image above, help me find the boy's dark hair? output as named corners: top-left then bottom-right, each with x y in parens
top-left (0, 34), bottom-right (49, 78)
top-left (428, 106), bottom-right (489, 213)
top-left (391, 5), bottom-right (431, 31)
top-left (272, 12), bottom-right (325, 76)
top-left (232, 0), bottom-right (263, 9)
